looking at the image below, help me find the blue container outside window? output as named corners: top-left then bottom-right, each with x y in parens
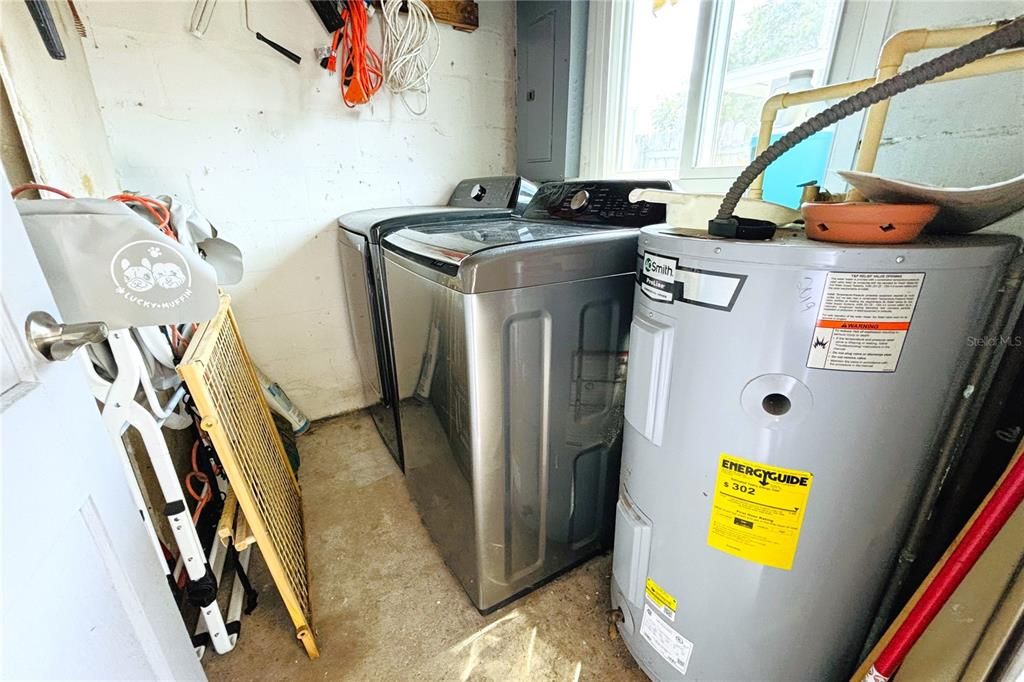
top-left (749, 130), bottom-right (834, 209)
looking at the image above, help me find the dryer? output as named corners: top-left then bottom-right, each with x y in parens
top-left (337, 176), bottom-right (537, 468)
top-left (380, 180), bottom-right (670, 611)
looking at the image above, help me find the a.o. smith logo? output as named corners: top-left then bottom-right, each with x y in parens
top-left (110, 240), bottom-right (194, 309)
top-left (644, 257), bottom-right (673, 276)
top-left (721, 457), bottom-right (810, 487)
top-left (640, 251), bottom-right (676, 302)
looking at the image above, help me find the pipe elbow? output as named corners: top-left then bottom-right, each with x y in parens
top-left (760, 94), bottom-right (786, 122)
top-left (879, 29), bottom-right (930, 69)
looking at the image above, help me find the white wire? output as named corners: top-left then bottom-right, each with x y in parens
top-left (379, 0), bottom-right (440, 115)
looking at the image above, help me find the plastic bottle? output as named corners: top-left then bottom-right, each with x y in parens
top-left (757, 69), bottom-right (833, 208)
top-left (254, 365), bottom-right (310, 434)
top-left (772, 69), bottom-right (816, 129)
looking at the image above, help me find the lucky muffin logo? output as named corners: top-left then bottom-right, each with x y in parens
top-left (110, 240), bottom-right (194, 309)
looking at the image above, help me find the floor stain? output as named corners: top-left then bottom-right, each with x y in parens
top-left (203, 410), bottom-right (645, 681)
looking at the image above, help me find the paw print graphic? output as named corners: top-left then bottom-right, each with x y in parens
top-left (147, 246), bottom-right (162, 258)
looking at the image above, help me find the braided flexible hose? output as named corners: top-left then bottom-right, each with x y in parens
top-left (715, 15), bottom-right (1024, 223)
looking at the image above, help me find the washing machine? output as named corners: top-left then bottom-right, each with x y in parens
top-left (380, 180), bottom-right (670, 611)
top-left (337, 176), bottom-right (537, 469)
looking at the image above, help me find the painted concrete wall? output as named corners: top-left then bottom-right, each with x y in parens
top-left (81, 1), bottom-right (517, 418)
top-left (0, 81), bottom-right (34, 190)
top-left (869, 0), bottom-right (1024, 236)
top-left (0, 1), bottom-right (119, 196)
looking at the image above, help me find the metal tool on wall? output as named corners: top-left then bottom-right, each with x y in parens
top-left (189, 0), bottom-right (217, 38)
top-left (66, 0), bottom-right (87, 38)
top-left (24, 0), bottom-right (65, 59)
top-left (244, 0), bottom-right (302, 64)
top-left (310, 0), bottom-right (344, 33)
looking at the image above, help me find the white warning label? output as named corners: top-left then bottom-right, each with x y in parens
top-left (807, 272), bottom-right (924, 373)
top-left (640, 604), bottom-right (694, 676)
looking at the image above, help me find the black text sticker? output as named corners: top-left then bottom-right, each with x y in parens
top-left (640, 251), bottom-right (677, 302)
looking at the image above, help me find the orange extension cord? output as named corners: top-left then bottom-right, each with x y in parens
top-left (10, 183), bottom-right (175, 238)
top-left (177, 439), bottom-right (219, 589)
top-left (337, 0), bottom-right (382, 107)
top-left (108, 193), bottom-right (174, 238)
top-left (185, 440), bottom-right (214, 524)
top-left (10, 182), bottom-right (74, 199)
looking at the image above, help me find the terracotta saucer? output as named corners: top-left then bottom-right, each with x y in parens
top-left (802, 202), bottom-right (939, 244)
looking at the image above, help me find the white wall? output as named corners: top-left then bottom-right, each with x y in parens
top-left (861, 0), bottom-right (1024, 235)
top-left (0, 1), bottom-right (119, 196)
top-left (81, 0), bottom-right (517, 418)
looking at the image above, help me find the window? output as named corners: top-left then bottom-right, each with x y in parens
top-left (693, 0), bottom-right (843, 170)
top-left (580, 0), bottom-right (889, 195)
top-left (617, 1), bottom-right (703, 173)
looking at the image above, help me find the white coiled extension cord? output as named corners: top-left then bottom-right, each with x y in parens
top-left (379, 0), bottom-right (440, 115)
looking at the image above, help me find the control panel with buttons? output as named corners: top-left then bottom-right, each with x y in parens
top-left (522, 180), bottom-right (672, 227)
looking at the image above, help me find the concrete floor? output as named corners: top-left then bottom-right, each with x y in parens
top-left (204, 411), bottom-right (645, 681)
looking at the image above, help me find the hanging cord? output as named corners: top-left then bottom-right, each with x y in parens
top-left (10, 183), bottom-right (74, 198)
top-left (379, 0), bottom-right (439, 115)
top-left (338, 0), bottom-right (383, 107)
top-left (178, 438), bottom-right (219, 589)
top-left (167, 322), bottom-right (200, 359)
top-left (185, 440), bottom-right (214, 524)
top-left (109, 193), bottom-right (174, 239)
top-left (10, 182), bottom-right (175, 239)
top-left (325, 26), bottom-right (342, 73)
top-left (711, 15), bottom-right (1024, 236)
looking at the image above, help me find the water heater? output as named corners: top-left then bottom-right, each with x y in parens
top-left (612, 226), bottom-right (1019, 679)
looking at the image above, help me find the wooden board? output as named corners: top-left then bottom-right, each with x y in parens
top-left (217, 489), bottom-right (238, 547)
top-left (850, 441), bottom-right (1024, 680)
top-left (372, 0), bottom-right (479, 32)
top-left (233, 512), bottom-right (256, 552)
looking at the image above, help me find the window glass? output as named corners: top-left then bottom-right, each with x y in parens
top-left (617, 1), bottom-right (702, 173)
top-left (695, 0), bottom-right (844, 168)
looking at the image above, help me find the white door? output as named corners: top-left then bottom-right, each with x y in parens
top-left (1, 177), bottom-right (205, 680)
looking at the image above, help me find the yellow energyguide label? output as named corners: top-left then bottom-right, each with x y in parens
top-left (707, 453), bottom-right (813, 570)
top-left (645, 577), bottom-right (677, 619)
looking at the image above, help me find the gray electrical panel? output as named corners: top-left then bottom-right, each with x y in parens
top-left (516, 1), bottom-right (588, 182)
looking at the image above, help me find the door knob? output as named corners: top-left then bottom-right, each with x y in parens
top-left (25, 311), bottom-right (108, 361)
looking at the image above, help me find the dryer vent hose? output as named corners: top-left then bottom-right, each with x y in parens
top-left (711, 15), bottom-right (1024, 238)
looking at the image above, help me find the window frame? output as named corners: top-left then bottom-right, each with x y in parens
top-left (686, 0), bottom-right (846, 181)
top-left (578, 0), bottom-right (895, 193)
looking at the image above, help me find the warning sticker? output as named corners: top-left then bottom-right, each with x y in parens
top-left (639, 252), bottom-right (677, 302)
top-left (707, 453), bottom-right (813, 570)
top-left (645, 577), bottom-right (678, 621)
top-left (640, 604), bottom-right (694, 676)
top-left (807, 272), bottom-right (925, 372)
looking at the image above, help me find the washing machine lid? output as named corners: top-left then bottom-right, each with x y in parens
top-left (337, 177), bottom-right (538, 242)
top-left (382, 218), bottom-right (638, 293)
top-left (386, 219), bottom-right (599, 259)
top-left (337, 206), bottom-right (510, 243)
